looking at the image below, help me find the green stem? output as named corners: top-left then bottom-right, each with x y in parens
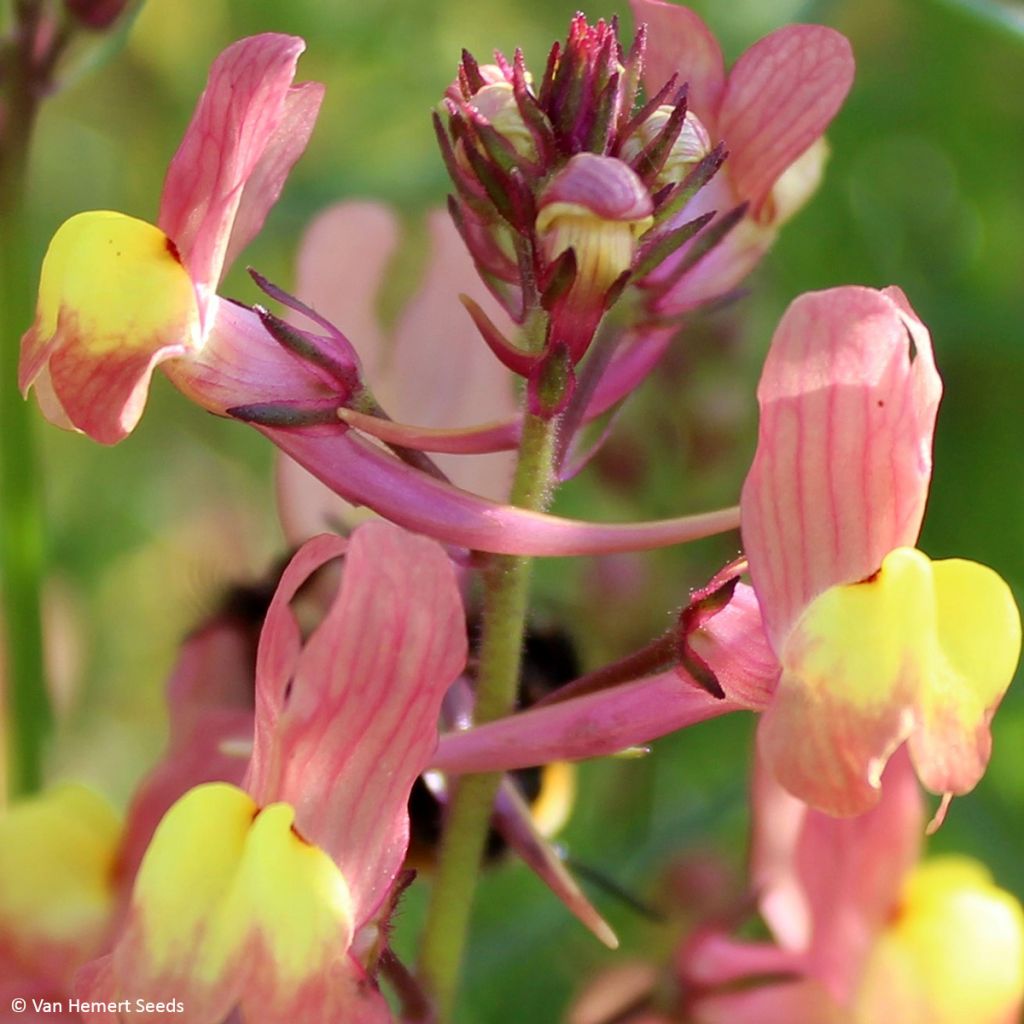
top-left (417, 410), bottom-right (559, 1021)
top-left (1, 1), bottom-right (52, 798)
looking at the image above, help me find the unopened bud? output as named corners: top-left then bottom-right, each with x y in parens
top-left (622, 106), bottom-right (712, 189)
top-left (536, 154), bottom-right (653, 303)
top-left (466, 82), bottom-right (538, 162)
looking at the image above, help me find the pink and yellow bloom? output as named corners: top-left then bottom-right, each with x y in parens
top-left (631, 0), bottom-right (854, 312)
top-left (683, 750), bottom-right (1024, 1024)
top-left (742, 286), bottom-right (1020, 815)
top-left (19, 32), bottom-right (739, 559)
top-left (75, 523), bottom-right (466, 1022)
top-left (20, 33), bottom-right (324, 445)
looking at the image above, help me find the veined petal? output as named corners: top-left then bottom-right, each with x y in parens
top-left (629, 0), bottom-right (726, 122)
top-left (717, 26), bottom-right (853, 219)
top-left (295, 202), bottom-right (399, 385)
top-left (0, 785), bottom-right (121, 987)
top-left (246, 523), bottom-right (467, 927)
top-left (158, 34), bottom-right (322, 301)
top-left (19, 211), bottom-right (201, 445)
top-left (741, 287), bottom-right (942, 652)
top-left (760, 548), bottom-right (1020, 816)
top-left (106, 783), bottom-right (366, 1024)
top-left (853, 857), bottom-right (1024, 1024)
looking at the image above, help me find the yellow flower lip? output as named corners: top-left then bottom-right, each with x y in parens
top-left (19, 209), bottom-right (202, 443)
top-left (855, 856), bottom-right (1024, 1024)
top-left (761, 546), bottom-right (1021, 816)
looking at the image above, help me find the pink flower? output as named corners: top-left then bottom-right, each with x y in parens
top-left (0, 602), bottom-right (262, 1023)
top-left (76, 523), bottom-right (467, 1023)
top-left (742, 286), bottom-right (1019, 815)
top-left (630, 0), bottom-right (855, 312)
top-left (20, 33), bottom-right (324, 445)
top-left (683, 749), bottom-right (1024, 1024)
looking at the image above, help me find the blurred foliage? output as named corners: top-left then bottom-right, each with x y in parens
top-left (11, 0), bottom-right (1024, 1018)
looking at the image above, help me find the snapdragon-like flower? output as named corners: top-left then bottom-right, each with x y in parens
top-left (20, 33), bottom-right (325, 445)
top-left (0, 601), bottom-right (263, 1021)
top-left (683, 750), bottom-right (1024, 1024)
top-left (631, 0), bottom-right (854, 312)
top-left (77, 523), bottom-right (466, 1023)
top-left (742, 286), bottom-right (1020, 815)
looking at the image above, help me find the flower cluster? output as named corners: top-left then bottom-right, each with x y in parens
top-left (3, 4), bottom-right (1021, 1023)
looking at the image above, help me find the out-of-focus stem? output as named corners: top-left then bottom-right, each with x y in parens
top-left (1, 0), bottom-right (52, 798)
top-left (417, 409), bottom-right (559, 1021)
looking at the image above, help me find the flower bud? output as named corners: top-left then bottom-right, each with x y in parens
top-left (621, 105), bottom-right (712, 189)
top-left (536, 154), bottom-right (653, 304)
top-left (465, 81), bottom-right (538, 162)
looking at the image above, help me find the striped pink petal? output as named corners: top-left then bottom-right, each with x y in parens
top-left (740, 286), bottom-right (941, 653)
top-left (158, 34), bottom-right (323, 303)
top-left (630, 0), bottom-right (725, 122)
top-left (717, 26), bottom-right (853, 217)
top-left (245, 523), bottom-right (467, 928)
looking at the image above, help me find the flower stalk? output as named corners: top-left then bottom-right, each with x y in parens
top-left (0, 0), bottom-right (61, 798)
top-left (417, 409), bottom-right (561, 1021)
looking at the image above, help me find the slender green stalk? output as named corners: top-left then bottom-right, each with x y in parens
top-left (417, 410), bottom-right (559, 1021)
top-left (1, 0), bottom-right (51, 798)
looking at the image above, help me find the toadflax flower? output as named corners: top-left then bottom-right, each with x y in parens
top-left (430, 286), bottom-right (1020, 820)
top-left (76, 522), bottom-right (467, 1023)
top-left (19, 33), bottom-right (325, 446)
top-left (681, 748), bottom-right (1024, 1024)
top-left (630, 0), bottom-right (854, 313)
top-left (741, 286), bottom-right (1020, 816)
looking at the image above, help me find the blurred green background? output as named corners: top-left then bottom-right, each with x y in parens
top-left (10, 0), bottom-right (1024, 1019)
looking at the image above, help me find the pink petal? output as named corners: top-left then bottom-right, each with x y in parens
top-left (115, 618), bottom-right (259, 890)
top-left (717, 26), bottom-right (853, 216)
top-left (221, 81), bottom-right (323, 275)
top-left (294, 202), bottom-right (399, 385)
top-left (687, 582), bottom-right (779, 711)
top-left (164, 296), bottom-right (335, 414)
top-left (751, 744), bottom-right (924, 1000)
top-left (237, 952), bottom-right (391, 1024)
top-left (158, 34), bottom-right (322, 299)
top-left (246, 523), bottom-right (467, 928)
top-left (34, 311), bottom-right (188, 445)
top-left (740, 286), bottom-right (941, 652)
top-left (629, 0), bottom-right (726, 122)
top-left (683, 932), bottom-right (803, 987)
top-left (390, 209), bottom-right (518, 499)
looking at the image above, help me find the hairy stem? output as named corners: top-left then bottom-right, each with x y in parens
top-left (417, 409), bottom-right (559, 1020)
